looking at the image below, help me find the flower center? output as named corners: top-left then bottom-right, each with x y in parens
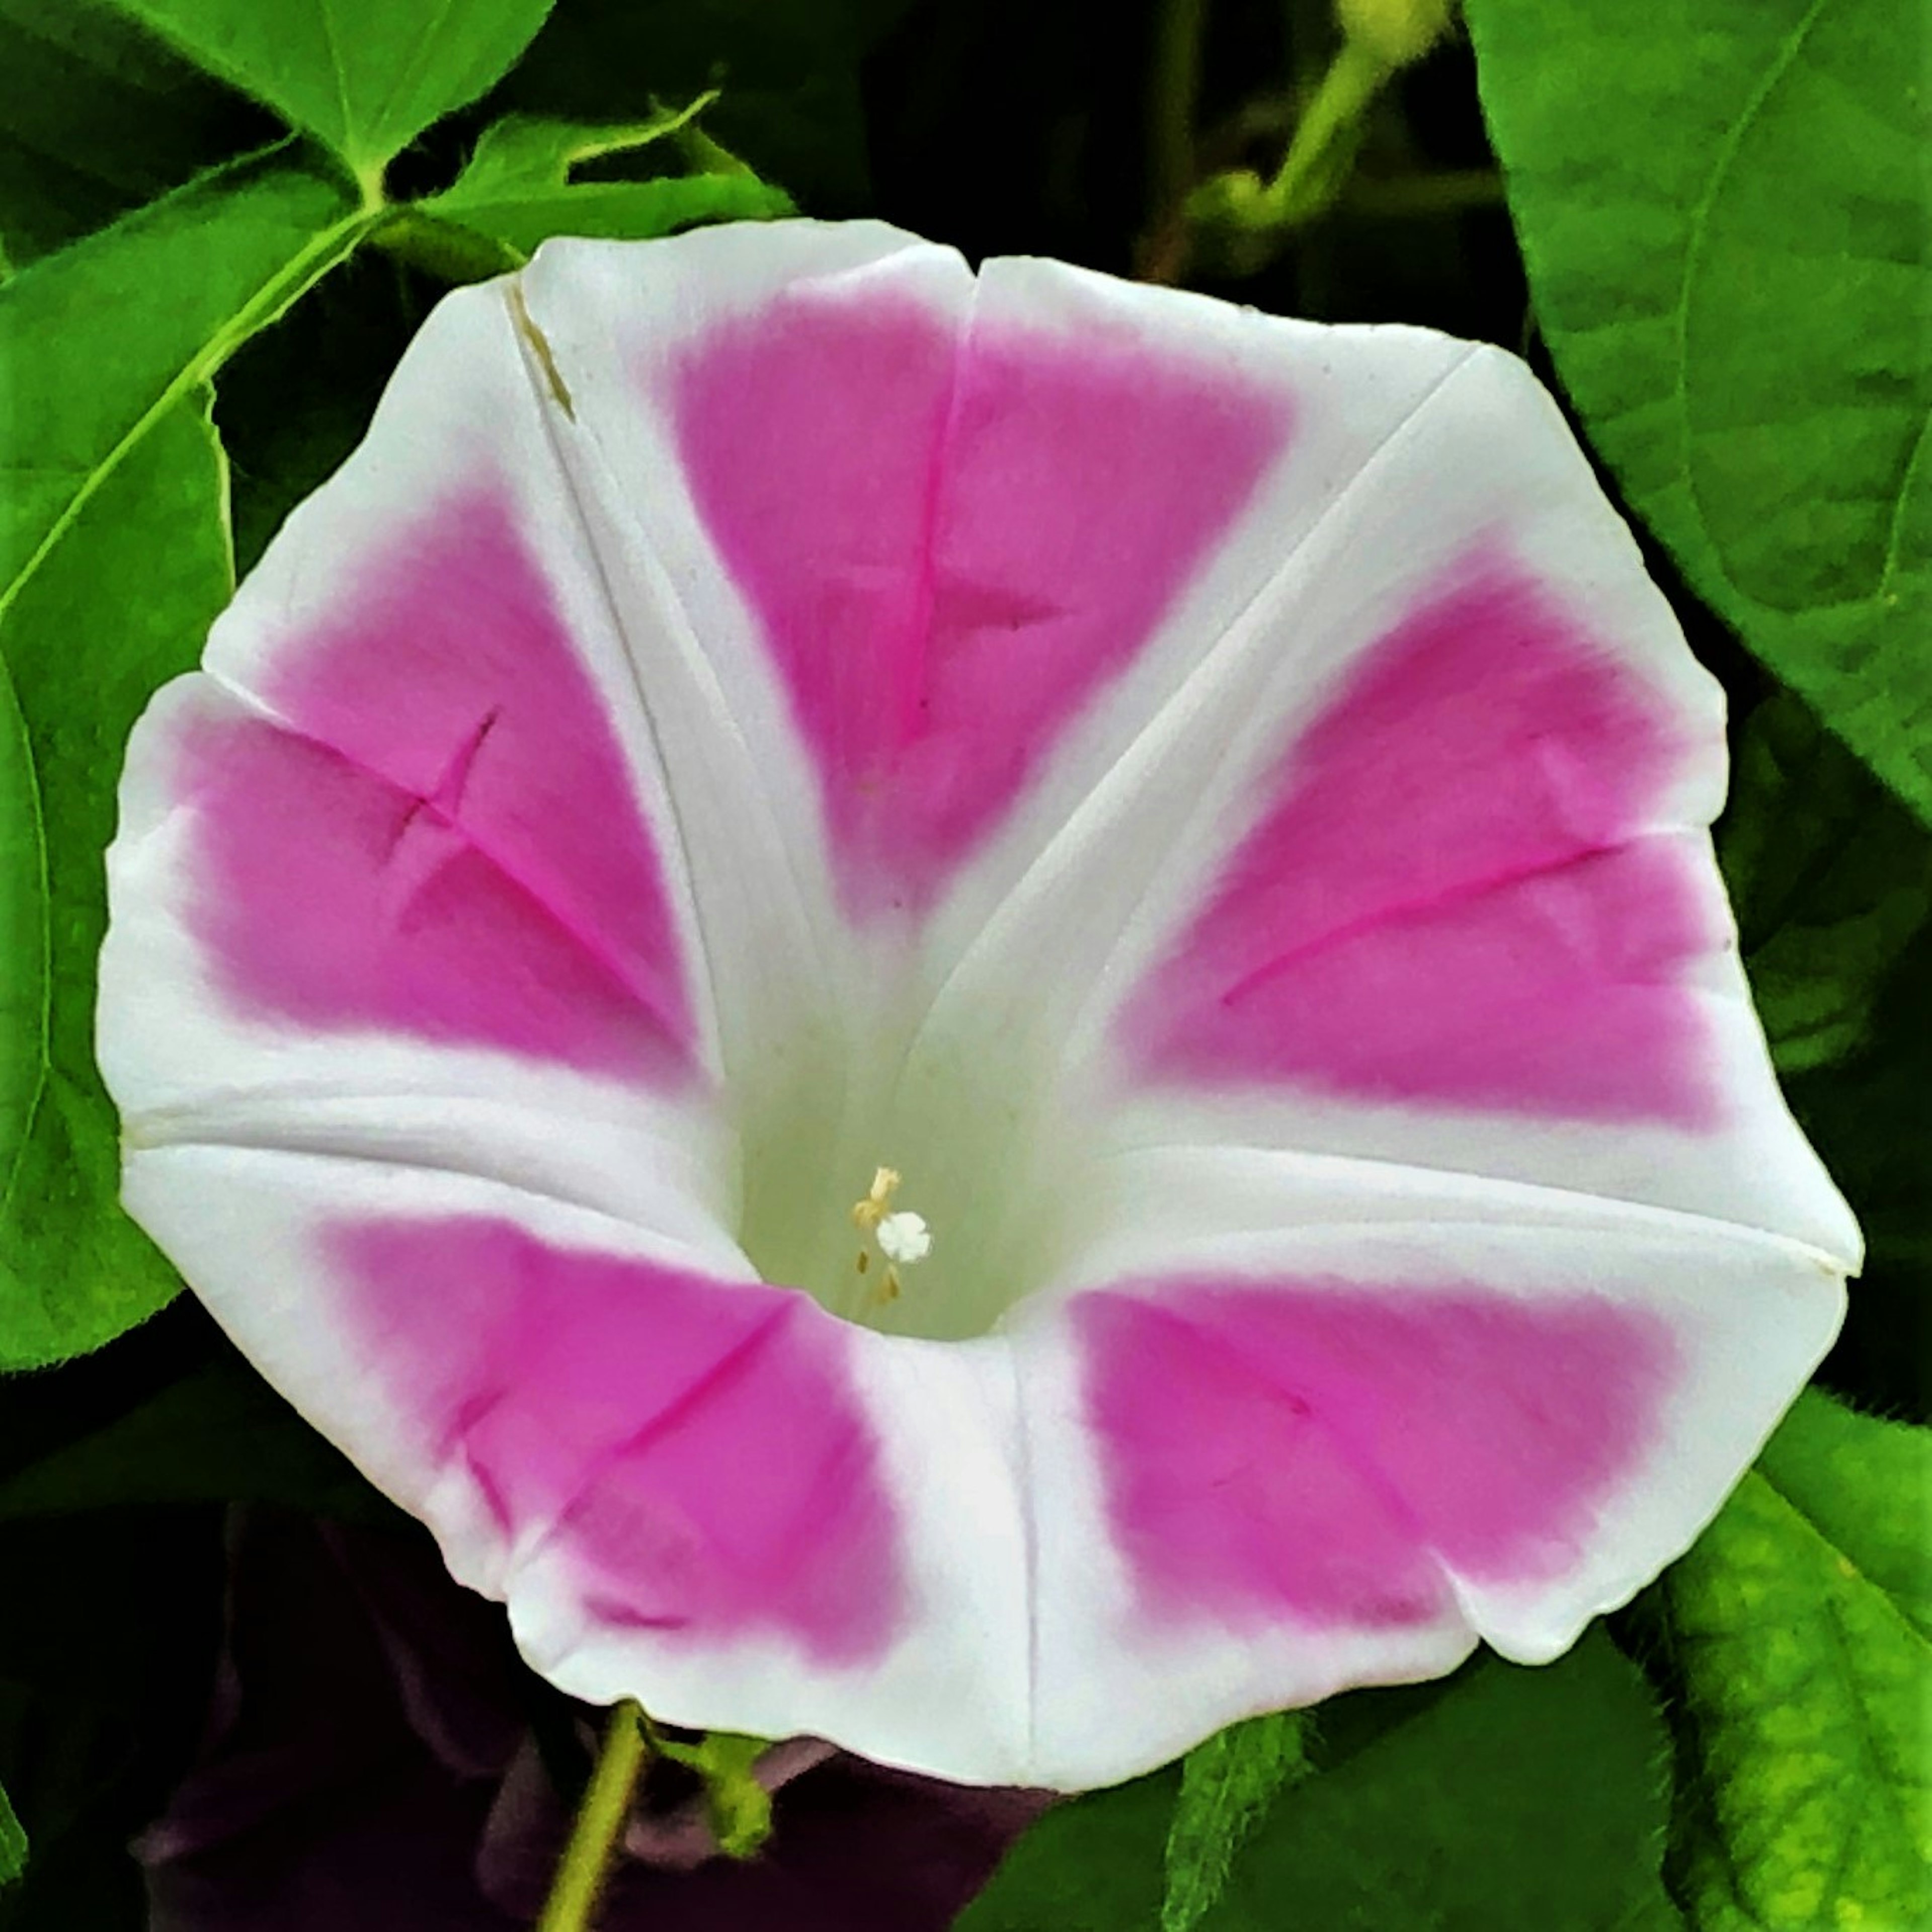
top-left (849, 1164), bottom-right (934, 1307)
top-left (728, 982), bottom-right (1088, 1342)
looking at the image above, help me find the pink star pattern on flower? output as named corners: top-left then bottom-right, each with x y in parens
top-left (101, 221), bottom-right (1858, 1790)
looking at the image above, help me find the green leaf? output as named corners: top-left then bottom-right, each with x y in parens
top-left (0, 154), bottom-right (375, 1368)
top-left (963, 1634), bottom-right (1676, 1931)
top-left (0, 400), bottom-right (227, 1372)
top-left (1201, 1635), bottom-right (1676, 1930)
top-left (1161, 1710), bottom-right (1312, 1932)
top-left (0, 152), bottom-right (366, 595)
top-left (412, 105), bottom-right (792, 270)
top-left (0, 1781), bottom-right (21, 1887)
top-left (1718, 692), bottom-right (1932, 1074)
top-left (1466, 0), bottom-right (1932, 824)
top-left (424, 170), bottom-right (791, 266)
top-left (489, 0), bottom-right (911, 214)
top-left (102, 0), bottom-right (557, 186)
top-left (956, 1759), bottom-right (1176, 1932)
top-left (1661, 1391), bottom-right (1931, 1930)
top-left (0, 1355), bottom-right (393, 1524)
top-left (0, 0), bottom-right (274, 266)
top-left (447, 97), bottom-right (716, 203)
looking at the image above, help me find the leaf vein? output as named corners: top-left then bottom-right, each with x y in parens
top-left (1672, 0), bottom-right (1835, 594)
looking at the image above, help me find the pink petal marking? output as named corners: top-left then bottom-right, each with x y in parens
top-left (1123, 560), bottom-right (1716, 1122)
top-left (670, 294), bottom-right (1288, 914)
top-left (1077, 1280), bottom-right (1672, 1629)
top-left (186, 493), bottom-right (694, 1080)
top-left (334, 1218), bottom-right (903, 1665)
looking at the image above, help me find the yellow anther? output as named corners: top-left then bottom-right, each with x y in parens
top-left (851, 1166), bottom-right (901, 1234)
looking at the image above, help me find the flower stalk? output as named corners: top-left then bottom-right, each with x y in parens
top-left (1148, 0), bottom-right (1459, 282)
top-left (1184, 35), bottom-right (1391, 242)
top-left (536, 1700), bottom-right (651, 1932)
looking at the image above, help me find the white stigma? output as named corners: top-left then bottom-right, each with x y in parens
top-left (875, 1211), bottom-right (933, 1266)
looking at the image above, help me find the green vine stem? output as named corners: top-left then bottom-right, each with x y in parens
top-left (1138, 0), bottom-right (1211, 280)
top-left (1149, 0), bottom-right (1210, 222)
top-left (536, 1700), bottom-right (651, 1932)
top-left (1169, 0), bottom-right (1461, 280)
top-left (1185, 35), bottom-right (1390, 241)
top-left (1260, 35), bottom-right (1390, 219)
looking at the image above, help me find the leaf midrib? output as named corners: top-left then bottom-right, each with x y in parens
top-left (0, 197), bottom-right (382, 630)
top-left (361, 0), bottom-right (463, 165)
top-left (313, 0), bottom-right (358, 166)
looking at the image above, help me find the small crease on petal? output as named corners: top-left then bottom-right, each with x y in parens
top-left (1206, 835), bottom-right (1693, 1016)
top-left (595, 1297), bottom-right (795, 1473)
top-left (380, 704), bottom-right (503, 861)
top-left (509, 1289), bottom-right (897, 1656)
top-left (893, 266), bottom-right (979, 761)
top-left (198, 660), bottom-right (692, 1064)
top-left (1112, 1293), bottom-right (1461, 1611)
top-left (455, 1402), bottom-right (516, 1535)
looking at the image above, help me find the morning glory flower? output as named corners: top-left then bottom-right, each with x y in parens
top-left (100, 220), bottom-right (1859, 1792)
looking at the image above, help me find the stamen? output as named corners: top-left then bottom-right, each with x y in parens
top-left (851, 1166), bottom-right (901, 1235)
top-left (850, 1166), bottom-right (933, 1306)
